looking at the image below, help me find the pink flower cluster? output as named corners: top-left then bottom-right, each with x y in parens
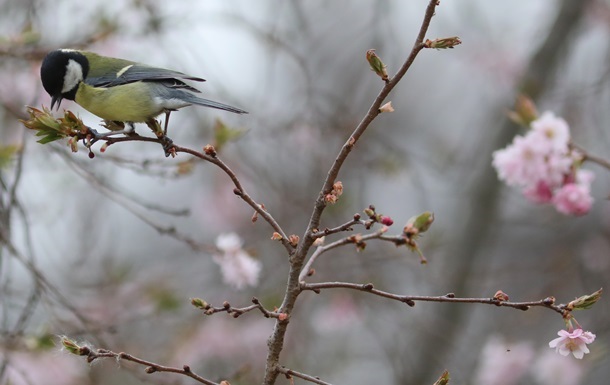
top-left (493, 112), bottom-right (594, 216)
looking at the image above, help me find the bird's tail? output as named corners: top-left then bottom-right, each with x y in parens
top-left (180, 92), bottom-right (248, 114)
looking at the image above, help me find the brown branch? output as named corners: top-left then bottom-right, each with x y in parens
top-left (299, 228), bottom-right (389, 281)
top-left (73, 132), bottom-right (294, 254)
top-left (276, 366), bottom-right (333, 385)
top-left (196, 297), bottom-right (284, 319)
top-left (172, 145), bottom-right (293, 254)
top-left (85, 348), bottom-right (220, 385)
top-left (313, 214), bottom-right (365, 238)
top-left (263, 1), bottom-right (442, 384)
top-left (570, 142), bottom-right (610, 171)
top-left (300, 281), bottom-right (567, 317)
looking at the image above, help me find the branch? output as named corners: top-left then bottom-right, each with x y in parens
top-left (81, 347), bottom-right (221, 385)
top-left (263, 1), bottom-right (442, 384)
top-left (192, 297), bottom-right (285, 320)
top-left (32, 126), bottom-right (294, 254)
top-left (299, 227), bottom-right (389, 281)
top-left (300, 281), bottom-right (567, 317)
top-left (276, 366), bottom-right (333, 385)
top-left (570, 142), bottom-right (610, 171)
top-left (312, 214), bottom-right (365, 238)
top-left (172, 144), bottom-right (294, 253)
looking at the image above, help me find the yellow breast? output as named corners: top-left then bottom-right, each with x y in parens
top-left (75, 82), bottom-right (163, 122)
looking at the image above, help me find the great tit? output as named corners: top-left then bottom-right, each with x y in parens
top-left (40, 49), bottom-right (247, 136)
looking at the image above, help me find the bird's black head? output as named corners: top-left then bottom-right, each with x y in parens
top-left (40, 49), bottom-right (90, 109)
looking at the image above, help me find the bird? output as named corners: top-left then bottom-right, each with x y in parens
top-left (40, 49), bottom-right (247, 138)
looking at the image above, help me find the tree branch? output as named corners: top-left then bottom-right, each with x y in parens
top-left (195, 297), bottom-right (284, 319)
top-left (570, 142), bottom-right (610, 171)
top-left (84, 348), bottom-right (220, 385)
top-left (299, 227), bottom-right (389, 281)
top-left (263, 1), bottom-right (442, 384)
top-left (276, 366), bottom-right (333, 385)
top-left (300, 281), bottom-right (567, 317)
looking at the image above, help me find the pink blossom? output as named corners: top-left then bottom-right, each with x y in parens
top-left (493, 111), bottom-right (597, 216)
top-left (4, 351), bottom-right (86, 385)
top-left (523, 180), bottom-right (553, 203)
top-left (533, 350), bottom-right (585, 385)
top-left (549, 328), bottom-right (596, 359)
top-left (530, 112), bottom-right (570, 153)
top-left (473, 336), bottom-right (534, 385)
top-left (492, 134), bottom-right (548, 188)
top-left (213, 233), bottom-right (261, 289)
top-left (552, 183), bottom-right (593, 216)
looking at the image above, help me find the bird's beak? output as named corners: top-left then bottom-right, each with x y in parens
top-left (51, 95), bottom-right (63, 110)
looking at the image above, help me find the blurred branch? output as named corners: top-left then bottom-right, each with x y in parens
top-left (276, 366), bottom-right (333, 385)
top-left (300, 282), bottom-right (568, 316)
top-left (570, 142), bottom-right (610, 171)
top-left (53, 148), bottom-right (190, 217)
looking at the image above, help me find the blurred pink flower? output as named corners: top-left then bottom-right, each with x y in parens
top-left (172, 316), bottom-right (271, 367)
top-left (523, 180), bottom-right (553, 203)
top-left (533, 350), bottom-right (585, 385)
top-left (549, 328), bottom-right (595, 359)
top-left (311, 294), bottom-right (362, 333)
top-left (474, 336), bottom-right (534, 385)
top-left (213, 233), bottom-right (261, 289)
top-left (492, 111), bottom-right (596, 216)
top-left (530, 112), bottom-right (570, 153)
top-left (3, 350), bottom-right (86, 385)
top-left (552, 183), bottom-right (593, 216)
top-left (492, 134), bottom-right (550, 188)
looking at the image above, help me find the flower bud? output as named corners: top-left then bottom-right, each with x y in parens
top-left (424, 36), bottom-right (462, 49)
top-left (190, 297), bottom-right (208, 309)
top-left (366, 49), bottom-right (389, 81)
top-left (405, 211), bottom-right (434, 234)
top-left (203, 144), bottom-right (217, 157)
top-left (380, 216), bottom-right (394, 226)
top-left (433, 370), bottom-right (450, 385)
top-left (567, 288), bottom-right (603, 311)
top-left (507, 94), bottom-right (538, 126)
top-left (493, 290), bottom-right (509, 302)
top-left (288, 234), bottom-right (300, 247)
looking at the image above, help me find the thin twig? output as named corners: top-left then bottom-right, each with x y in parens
top-left (55, 148), bottom-right (215, 253)
top-left (570, 142), bottom-right (610, 171)
top-left (172, 144), bottom-right (293, 254)
top-left (299, 228), bottom-right (388, 281)
top-left (276, 366), bottom-right (333, 385)
top-left (57, 131), bottom-right (292, 253)
top-left (312, 215), bottom-right (365, 238)
top-left (86, 348), bottom-right (220, 385)
top-left (300, 281), bottom-right (567, 316)
top-left (197, 297), bottom-right (284, 319)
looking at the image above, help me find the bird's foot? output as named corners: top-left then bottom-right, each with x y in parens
top-left (160, 135), bottom-right (176, 158)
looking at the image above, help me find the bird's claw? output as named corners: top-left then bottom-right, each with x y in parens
top-left (160, 135), bottom-right (175, 157)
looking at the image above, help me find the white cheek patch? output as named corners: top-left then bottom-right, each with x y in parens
top-left (62, 59), bottom-right (83, 93)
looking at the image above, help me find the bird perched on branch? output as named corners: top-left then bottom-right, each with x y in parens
top-left (40, 49), bottom-right (247, 139)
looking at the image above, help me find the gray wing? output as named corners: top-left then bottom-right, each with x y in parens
top-left (86, 64), bottom-right (205, 93)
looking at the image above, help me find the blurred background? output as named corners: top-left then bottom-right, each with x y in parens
top-left (1, 0), bottom-right (609, 384)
